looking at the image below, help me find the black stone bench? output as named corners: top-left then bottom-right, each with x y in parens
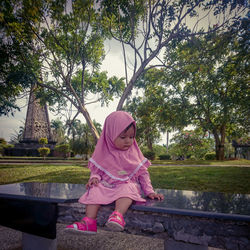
top-left (0, 183), bottom-right (249, 250)
top-left (0, 182), bottom-right (83, 250)
top-left (58, 186), bottom-right (250, 250)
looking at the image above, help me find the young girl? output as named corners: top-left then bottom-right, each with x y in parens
top-left (66, 111), bottom-right (163, 234)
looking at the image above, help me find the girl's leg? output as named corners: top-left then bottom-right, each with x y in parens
top-left (114, 197), bottom-right (133, 215)
top-left (85, 204), bottom-right (101, 219)
top-left (66, 204), bottom-right (100, 233)
top-left (106, 197), bottom-right (132, 231)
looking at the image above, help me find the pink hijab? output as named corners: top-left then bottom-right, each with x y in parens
top-left (89, 111), bottom-right (150, 181)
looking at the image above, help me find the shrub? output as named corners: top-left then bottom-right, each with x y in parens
top-left (0, 138), bottom-right (7, 145)
top-left (0, 139), bottom-right (13, 156)
top-left (39, 137), bottom-right (48, 145)
top-left (0, 145), bottom-right (4, 156)
top-left (158, 154), bottom-right (171, 160)
top-left (55, 144), bottom-right (71, 158)
top-left (144, 151), bottom-right (156, 160)
top-left (189, 155), bottom-right (196, 160)
top-left (204, 152), bottom-right (216, 160)
top-left (38, 147), bottom-right (50, 159)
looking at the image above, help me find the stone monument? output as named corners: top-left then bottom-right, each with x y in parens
top-left (8, 84), bottom-right (56, 156)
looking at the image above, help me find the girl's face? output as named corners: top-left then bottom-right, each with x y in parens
top-left (114, 125), bottom-right (135, 150)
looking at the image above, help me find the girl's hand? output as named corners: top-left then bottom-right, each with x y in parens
top-left (86, 177), bottom-right (99, 188)
top-left (147, 193), bottom-right (164, 200)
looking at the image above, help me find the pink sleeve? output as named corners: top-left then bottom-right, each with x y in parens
top-left (89, 162), bottom-right (102, 181)
top-left (137, 166), bottom-right (154, 196)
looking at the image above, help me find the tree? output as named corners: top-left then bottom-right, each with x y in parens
top-left (38, 137), bottom-right (50, 159)
top-left (54, 144), bottom-right (70, 158)
top-left (0, 3), bottom-right (34, 116)
top-left (98, 0), bottom-right (247, 110)
top-left (38, 137), bottom-right (48, 146)
top-left (125, 69), bottom-right (167, 150)
top-left (162, 25), bottom-right (249, 160)
top-left (1, 0), bottom-right (246, 143)
top-left (51, 119), bottom-right (66, 144)
top-left (38, 147), bottom-right (50, 159)
top-left (9, 125), bottom-right (25, 144)
top-left (69, 120), bottom-right (102, 158)
top-left (1, 0), bottom-right (124, 143)
top-left (170, 129), bottom-right (214, 159)
top-left (125, 97), bottom-right (161, 151)
top-left (125, 67), bottom-right (191, 152)
top-left (0, 138), bottom-right (14, 156)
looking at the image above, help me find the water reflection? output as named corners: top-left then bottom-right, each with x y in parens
top-left (139, 189), bottom-right (250, 215)
top-left (0, 182), bottom-right (86, 202)
top-left (0, 183), bottom-right (249, 215)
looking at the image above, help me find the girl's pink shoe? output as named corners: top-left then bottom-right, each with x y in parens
top-left (105, 211), bottom-right (125, 231)
top-left (66, 217), bottom-right (97, 234)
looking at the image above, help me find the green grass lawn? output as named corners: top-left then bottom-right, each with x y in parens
top-left (0, 162), bottom-right (250, 194)
top-left (149, 165), bottom-right (250, 193)
top-left (151, 159), bottom-right (250, 165)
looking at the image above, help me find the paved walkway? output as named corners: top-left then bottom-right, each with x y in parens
top-left (1, 223), bottom-right (165, 250)
top-left (1, 223), bottom-right (224, 250)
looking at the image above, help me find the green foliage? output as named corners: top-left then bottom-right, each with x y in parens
top-left (236, 136), bottom-right (250, 145)
top-left (170, 129), bottom-right (214, 159)
top-left (0, 145), bottom-right (5, 156)
top-left (51, 119), bottom-right (67, 144)
top-left (71, 70), bottom-right (125, 106)
top-left (9, 125), bottom-right (24, 144)
top-left (0, 138), bottom-right (7, 145)
top-left (38, 147), bottom-right (50, 159)
top-left (143, 151), bottom-right (156, 160)
top-left (67, 119), bottom-right (102, 158)
top-left (0, 40), bottom-right (33, 116)
top-left (125, 69), bottom-right (168, 150)
top-left (224, 138), bottom-right (236, 159)
top-left (204, 152), bottom-right (216, 160)
top-left (70, 139), bottom-right (92, 159)
top-left (1, 0), bottom-right (247, 146)
top-left (162, 26), bottom-right (249, 160)
top-left (39, 137), bottom-right (48, 146)
top-left (152, 144), bottom-right (168, 156)
top-left (159, 154), bottom-right (171, 160)
top-left (99, 0), bottom-right (146, 42)
top-left (0, 0), bottom-right (43, 115)
top-left (0, 0), bottom-right (124, 142)
top-left (55, 144), bottom-right (71, 158)
top-left (0, 138), bottom-right (13, 156)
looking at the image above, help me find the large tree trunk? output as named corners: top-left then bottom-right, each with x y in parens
top-left (215, 143), bottom-right (225, 161)
top-left (79, 105), bottom-right (99, 144)
top-left (147, 139), bottom-right (153, 151)
top-left (116, 68), bottom-right (144, 110)
top-left (166, 131), bottom-right (169, 153)
top-left (213, 125), bottom-right (226, 160)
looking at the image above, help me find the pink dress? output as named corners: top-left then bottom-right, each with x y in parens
top-left (78, 111), bottom-right (155, 205)
top-left (79, 162), bottom-right (154, 204)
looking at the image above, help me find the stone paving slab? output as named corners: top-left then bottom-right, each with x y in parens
top-left (0, 223), bottom-right (164, 250)
top-left (0, 223), bottom-right (225, 250)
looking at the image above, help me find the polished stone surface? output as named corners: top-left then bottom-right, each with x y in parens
top-left (0, 183), bottom-right (249, 220)
top-left (133, 188), bottom-right (250, 221)
top-left (0, 183), bottom-right (83, 239)
top-left (0, 182), bottom-right (85, 203)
